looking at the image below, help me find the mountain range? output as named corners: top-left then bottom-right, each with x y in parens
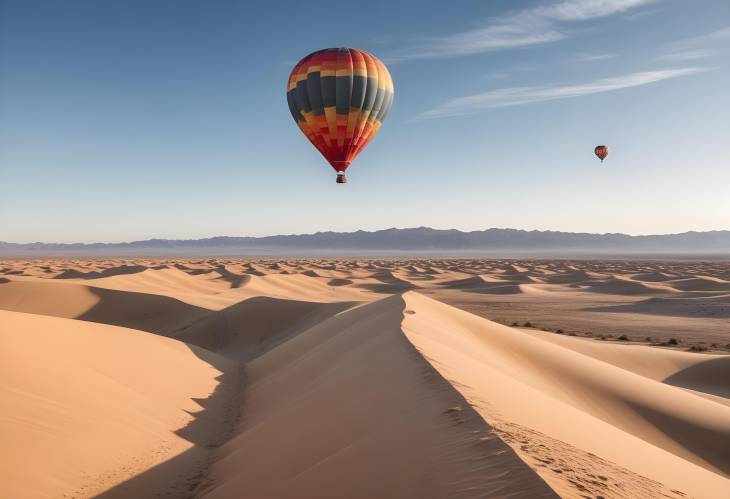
top-left (2, 228), bottom-right (729, 257)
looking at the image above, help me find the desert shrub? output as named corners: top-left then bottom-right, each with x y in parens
top-left (511, 322), bottom-right (519, 327)
top-left (617, 335), bottom-right (629, 341)
top-left (688, 345), bottom-right (707, 352)
top-left (645, 337), bottom-right (653, 343)
top-left (568, 332), bottom-right (577, 336)
top-left (523, 321), bottom-right (534, 328)
top-left (556, 329), bottom-right (564, 334)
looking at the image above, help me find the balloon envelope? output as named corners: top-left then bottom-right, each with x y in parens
top-left (286, 48), bottom-right (393, 180)
top-left (594, 145), bottom-right (608, 162)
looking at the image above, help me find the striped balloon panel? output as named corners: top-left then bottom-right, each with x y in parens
top-left (287, 48), bottom-right (394, 172)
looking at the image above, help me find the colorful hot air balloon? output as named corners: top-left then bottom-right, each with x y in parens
top-left (286, 48), bottom-right (394, 183)
top-left (594, 145), bottom-right (608, 163)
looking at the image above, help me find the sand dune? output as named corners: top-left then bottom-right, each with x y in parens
top-left (590, 294), bottom-right (730, 319)
top-left (0, 310), bottom-right (237, 499)
top-left (0, 278), bottom-right (211, 334)
top-left (631, 271), bottom-right (681, 282)
top-left (439, 275), bottom-right (525, 294)
top-left (401, 292), bottom-right (730, 498)
top-left (198, 296), bottom-right (556, 499)
top-left (524, 328), bottom-right (730, 402)
top-left (668, 276), bottom-right (730, 292)
top-left (1, 258), bottom-right (729, 498)
top-left (583, 276), bottom-right (679, 295)
top-left (173, 297), bottom-right (357, 361)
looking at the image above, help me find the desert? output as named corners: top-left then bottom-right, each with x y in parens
top-left (1, 258), bottom-right (728, 498)
top-left (4, 0), bottom-right (729, 497)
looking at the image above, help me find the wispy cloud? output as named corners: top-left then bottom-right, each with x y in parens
top-left (388, 0), bottom-right (656, 62)
top-left (669, 26), bottom-right (730, 51)
top-left (659, 26), bottom-right (730, 64)
top-left (660, 49), bottom-right (711, 62)
top-left (623, 7), bottom-right (662, 21)
top-left (575, 52), bottom-right (620, 62)
top-left (533, 0), bottom-right (658, 21)
top-left (419, 67), bottom-right (707, 119)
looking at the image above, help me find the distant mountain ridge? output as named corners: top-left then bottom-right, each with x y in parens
top-left (2, 228), bottom-right (729, 257)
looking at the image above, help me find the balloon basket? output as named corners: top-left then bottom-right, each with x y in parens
top-left (336, 173), bottom-right (347, 184)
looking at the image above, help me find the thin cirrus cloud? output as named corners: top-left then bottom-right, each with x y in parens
top-left (659, 26), bottom-right (730, 61)
top-left (660, 50), bottom-right (711, 62)
top-left (388, 0), bottom-right (657, 62)
top-left (668, 26), bottom-right (730, 51)
top-left (574, 53), bottom-right (620, 62)
top-left (419, 67), bottom-right (707, 119)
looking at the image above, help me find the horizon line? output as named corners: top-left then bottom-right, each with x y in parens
top-left (3, 226), bottom-right (729, 246)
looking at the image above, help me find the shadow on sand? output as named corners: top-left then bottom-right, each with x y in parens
top-left (80, 291), bottom-right (357, 498)
top-left (54, 265), bottom-right (158, 279)
top-left (585, 295), bottom-right (730, 319)
top-left (94, 363), bottom-right (241, 499)
top-left (76, 286), bottom-right (211, 335)
top-left (664, 356), bottom-right (730, 400)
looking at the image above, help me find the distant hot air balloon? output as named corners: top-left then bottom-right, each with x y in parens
top-left (594, 145), bottom-right (608, 163)
top-left (286, 48), bottom-right (394, 183)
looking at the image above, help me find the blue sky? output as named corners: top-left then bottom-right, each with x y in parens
top-left (1, 0), bottom-right (728, 243)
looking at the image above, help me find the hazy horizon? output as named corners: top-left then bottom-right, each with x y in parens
top-left (2, 225), bottom-right (730, 245)
top-left (2, 0), bottom-right (729, 243)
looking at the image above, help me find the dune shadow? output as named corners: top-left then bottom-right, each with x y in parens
top-left (2, 269), bottom-right (27, 275)
top-left (4, 274), bottom-right (367, 498)
top-left (354, 272), bottom-right (417, 293)
top-left (77, 287), bottom-right (212, 335)
top-left (356, 281), bottom-right (417, 293)
top-left (172, 296), bottom-right (357, 362)
top-left (54, 265), bottom-right (150, 279)
top-left (93, 351), bottom-right (242, 499)
top-left (438, 277), bottom-right (523, 295)
top-left (625, 399), bottom-right (730, 477)
top-left (74, 287), bottom-right (357, 363)
top-left (174, 263), bottom-right (214, 275)
top-left (457, 284), bottom-right (523, 295)
top-left (664, 356), bottom-right (730, 399)
top-left (0, 280), bottom-right (212, 335)
top-left (327, 278), bottom-right (353, 286)
top-left (584, 296), bottom-right (730, 319)
top-left (211, 265), bottom-right (250, 289)
top-left (241, 267), bottom-right (266, 276)
top-left (91, 295), bottom-right (358, 498)
top-left (172, 263), bottom-right (251, 289)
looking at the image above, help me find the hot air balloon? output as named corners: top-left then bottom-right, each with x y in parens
top-left (594, 145), bottom-right (608, 163)
top-left (286, 48), bottom-right (394, 183)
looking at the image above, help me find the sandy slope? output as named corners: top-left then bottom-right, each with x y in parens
top-left (1, 258), bottom-right (729, 499)
top-left (401, 292), bottom-right (730, 498)
top-left (0, 310), bottom-right (237, 499)
top-left (198, 296), bottom-right (556, 499)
